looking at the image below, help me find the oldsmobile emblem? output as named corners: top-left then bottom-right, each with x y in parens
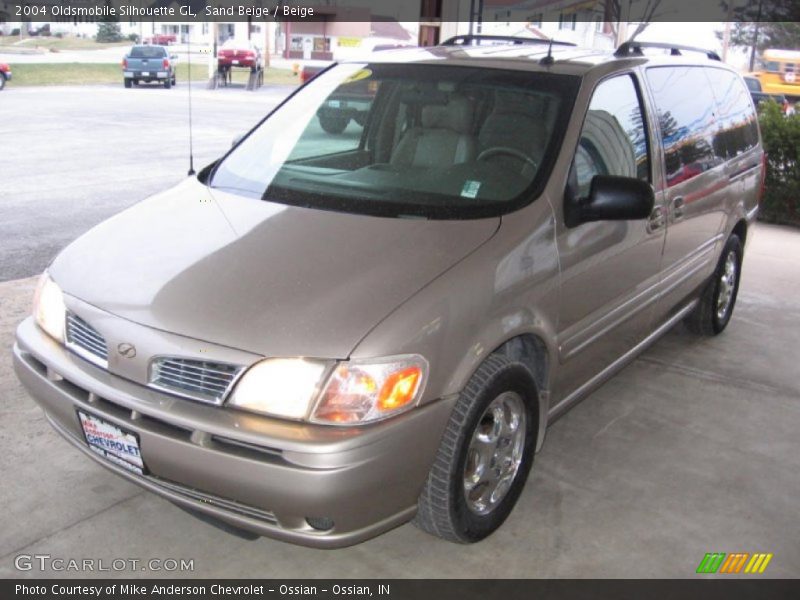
top-left (117, 343), bottom-right (137, 358)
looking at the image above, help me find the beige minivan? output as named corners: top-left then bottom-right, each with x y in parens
top-left (14, 38), bottom-right (764, 547)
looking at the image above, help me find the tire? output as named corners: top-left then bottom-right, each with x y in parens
top-left (414, 354), bottom-right (538, 543)
top-left (124, 78), bottom-right (132, 89)
top-left (685, 234), bottom-right (743, 335)
top-left (318, 112), bottom-right (349, 134)
top-left (163, 76), bottom-right (172, 89)
top-left (0, 74), bottom-right (6, 91)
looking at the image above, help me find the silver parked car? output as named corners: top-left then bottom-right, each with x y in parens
top-left (14, 38), bottom-right (764, 547)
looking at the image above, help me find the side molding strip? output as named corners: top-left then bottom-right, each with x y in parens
top-left (547, 299), bottom-right (698, 424)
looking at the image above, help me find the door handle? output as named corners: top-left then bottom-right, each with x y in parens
top-left (646, 206), bottom-right (666, 233)
top-left (672, 196), bottom-right (685, 220)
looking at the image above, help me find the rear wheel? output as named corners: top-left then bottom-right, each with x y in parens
top-left (685, 234), bottom-right (743, 335)
top-left (414, 354), bottom-right (538, 543)
top-left (164, 76), bottom-right (172, 89)
top-left (0, 74), bottom-right (6, 91)
top-left (318, 112), bottom-right (349, 134)
top-left (124, 77), bottom-right (132, 89)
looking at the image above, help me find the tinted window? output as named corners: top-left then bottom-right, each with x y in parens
top-left (703, 69), bottom-right (759, 160)
top-left (572, 74), bottom-right (650, 198)
top-left (130, 46), bottom-right (166, 59)
top-left (647, 66), bottom-right (720, 187)
top-left (743, 77), bottom-right (760, 92)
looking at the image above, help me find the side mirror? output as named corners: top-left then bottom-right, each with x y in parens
top-left (566, 175), bottom-right (654, 227)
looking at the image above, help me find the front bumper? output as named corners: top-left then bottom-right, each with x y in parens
top-left (13, 317), bottom-right (455, 547)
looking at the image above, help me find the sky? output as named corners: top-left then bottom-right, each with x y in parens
top-left (637, 22), bottom-right (753, 71)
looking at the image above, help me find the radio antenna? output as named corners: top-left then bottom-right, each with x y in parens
top-left (540, 38), bottom-right (555, 66)
top-left (187, 29), bottom-right (196, 176)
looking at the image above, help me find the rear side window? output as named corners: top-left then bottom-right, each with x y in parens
top-left (572, 74), bottom-right (650, 198)
top-left (703, 69), bottom-right (759, 160)
top-left (646, 66), bottom-right (719, 187)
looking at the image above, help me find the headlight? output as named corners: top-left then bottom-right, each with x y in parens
top-left (32, 272), bottom-right (66, 343)
top-left (311, 355), bottom-right (427, 425)
top-left (227, 355), bottom-right (428, 425)
top-left (227, 358), bottom-right (330, 419)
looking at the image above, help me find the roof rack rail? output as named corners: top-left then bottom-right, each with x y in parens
top-left (615, 41), bottom-right (721, 61)
top-left (440, 35), bottom-right (576, 48)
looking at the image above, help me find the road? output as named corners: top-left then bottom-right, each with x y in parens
top-left (0, 82), bottom-right (361, 282)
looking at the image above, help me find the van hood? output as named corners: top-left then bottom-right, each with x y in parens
top-left (50, 178), bottom-right (499, 358)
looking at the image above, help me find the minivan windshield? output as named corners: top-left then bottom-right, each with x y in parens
top-left (210, 63), bottom-right (579, 219)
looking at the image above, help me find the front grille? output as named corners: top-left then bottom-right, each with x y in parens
top-left (149, 357), bottom-right (243, 405)
top-left (65, 312), bottom-right (109, 368)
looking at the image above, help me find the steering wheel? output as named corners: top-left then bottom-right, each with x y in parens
top-left (477, 146), bottom-right (538, 169)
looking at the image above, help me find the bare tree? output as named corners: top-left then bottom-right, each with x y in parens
top-left (604, 0), bottom-right (664, 44)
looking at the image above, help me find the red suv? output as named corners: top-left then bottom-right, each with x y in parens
top-left (0, 63), bottom-right (11, 91)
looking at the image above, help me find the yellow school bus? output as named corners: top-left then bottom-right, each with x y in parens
top-left (756, 49), bottom-right (800, 98)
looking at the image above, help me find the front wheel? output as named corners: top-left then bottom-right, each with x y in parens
top-left (685, 233), bottom-right (743, 335)
top-left (414, 354), bottom-right (538, 543)
top-left (318, 112), bottom-right (349, 134)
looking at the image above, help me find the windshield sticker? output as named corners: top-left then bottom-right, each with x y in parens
top-left (461, 180), bottom-right (481, 199)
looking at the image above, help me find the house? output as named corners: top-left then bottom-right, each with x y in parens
top-left (432, 0), bottom-right (615, 49)
top-left (279, 18), bottom-right (414, 61)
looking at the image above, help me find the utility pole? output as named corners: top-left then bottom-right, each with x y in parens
top-left (209, 21), bottom-right (218, 81)
top-left (264, 21), bottom-right (270, 68)
top-left (749, 0), bottom-right (763, 72)
top-left (721, 0), bottom-right (735, 62)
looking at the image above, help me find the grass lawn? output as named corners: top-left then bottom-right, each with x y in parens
top-left (10, 62), bottom-right (300, 87)
top-left (0, 36), bottom-right (131, 51)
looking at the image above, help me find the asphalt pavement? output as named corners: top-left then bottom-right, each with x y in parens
top-left (0, 82), bottom-right (310, 281)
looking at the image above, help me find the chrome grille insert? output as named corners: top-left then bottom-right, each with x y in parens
top-left (65, 312), bottom-right (109, 368)
top-left (149, 357), bottom-right (243, 405)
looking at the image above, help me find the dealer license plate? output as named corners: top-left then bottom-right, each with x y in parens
top-left (141, 71), bottom-right (150, 77)
top-left (78, 411), bottom-right (144, 475)
top-left (232, 60), bottom-right (239, 65)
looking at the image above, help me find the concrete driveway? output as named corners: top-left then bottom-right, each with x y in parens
top-left (1, 222), bottom-right (798, 578)
top-left (1, 85), bottom-right (798, 579)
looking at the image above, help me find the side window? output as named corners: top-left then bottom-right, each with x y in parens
top-left (573, 74), bottom-right (650, 198)
top-left (703, 69), bottom-right (759, 160)
top-left (646, 67), bottom-right (719, 187)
